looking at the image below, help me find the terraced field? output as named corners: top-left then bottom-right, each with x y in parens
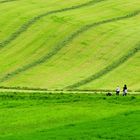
top-left (0, 0), bottom-right (140, 91)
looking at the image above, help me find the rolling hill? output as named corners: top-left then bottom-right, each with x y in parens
top-left (0, 0), bottom-right (140, 91)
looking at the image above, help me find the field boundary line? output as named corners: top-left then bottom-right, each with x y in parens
top-left (0, 86), bottom-right (139, 94)
top-left (0, 0), bottom-right (105, 49)
top-left (0, 10), bottom-right (140, 83)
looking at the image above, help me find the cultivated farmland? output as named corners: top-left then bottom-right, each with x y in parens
top-left (0, 0), bottom-right (140, 91)
top-left (0, 1), bottom-right (140, 139)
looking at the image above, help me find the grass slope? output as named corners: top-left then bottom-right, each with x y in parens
top-left (0, 0), bottom-right (17, 4)
top-left (0, 0), bottom-right (140, 90)
top-left (0, 0), bottom-right (103, 49)
top-left (1, 10), bottom-right (140, 84)
top-left (80, 51), bottom-right (140, 90)
top-left (0, 92), bottom-right (139, 140)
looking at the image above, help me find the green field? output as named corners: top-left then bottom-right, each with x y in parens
top-left (0, 92), bottom-right (139, 140)
top-left (0, 0), bottom-right (140, 90)
top-left (0, 1), bottom-right (140, 139)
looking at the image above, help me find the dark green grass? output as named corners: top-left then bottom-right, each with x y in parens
top-left (16, 110), bottom-right (140, 140)
top-left (0, 10), bottom-right (140, 83)
top-left (0, 92), bottom-right (139, 140)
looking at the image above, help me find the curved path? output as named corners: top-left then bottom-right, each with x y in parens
top-left (0, 10), bottom-right (140, 83)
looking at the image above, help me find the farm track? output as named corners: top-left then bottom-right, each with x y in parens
top-left (0, 10), bottom-right (140, 83)
top-left (0, 0), bottom-right (105, 49)
top-left (0, 86), bottom-right (139, 94)
top-left (0, 0), bottom-right (17, 4)
top-left (66, 44), bottom-right (140, 89)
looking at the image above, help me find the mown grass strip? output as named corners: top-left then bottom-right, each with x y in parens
top-left (0, 86), bottom-right (135, 93)
top-left (0, 10), bottom-right (140, 84)
top-left (0, 0), bottom-right (105, 49)
top-left (0, 0), bottom-right (17, 4)
top-left (66, 44), bottom-right (140, 89)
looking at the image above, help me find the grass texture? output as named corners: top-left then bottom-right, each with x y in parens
top-left (0, 0), bottom-right (140, 90)
top-left (0, 92), bottom-right (139, 140)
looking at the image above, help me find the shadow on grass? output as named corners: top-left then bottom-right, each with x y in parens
top-left (1, 110), bottom-right (140, 140)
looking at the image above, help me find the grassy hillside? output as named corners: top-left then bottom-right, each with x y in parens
top-left (0, 92), bottom-right (139, 139)
top-left (0, 0), bottom-right (140, 90)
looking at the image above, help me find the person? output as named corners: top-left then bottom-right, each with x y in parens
top-left (116, 86), bottom-right (120, 95)
top-left (123, 85), bottom-right (127, 96)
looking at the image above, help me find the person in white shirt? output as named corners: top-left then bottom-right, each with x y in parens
top-left (116, 86), bottom-right (120, 95)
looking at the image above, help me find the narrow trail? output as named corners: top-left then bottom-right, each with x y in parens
top-left (0, 0), bottom-right (17, 4)
top-left (0, 86), bottom-right (139, 94)
top-left (0, 0), bottom-right (105, 49)
top-left (66, 45), bottom-right (140, 89)
top-left (0, 10), bottom-right (140, 83)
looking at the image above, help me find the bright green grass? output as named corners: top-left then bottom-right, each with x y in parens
top-left (81, 51), bottom-right (140, 90)
top-left (0, 92), bottom-right (139, 140)
top-left (0, 0), bottom-right (90, 40)
top-left (9, 14), bottom-right (140, 90)
top-left (0, 0), bottom-right (140, 90)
